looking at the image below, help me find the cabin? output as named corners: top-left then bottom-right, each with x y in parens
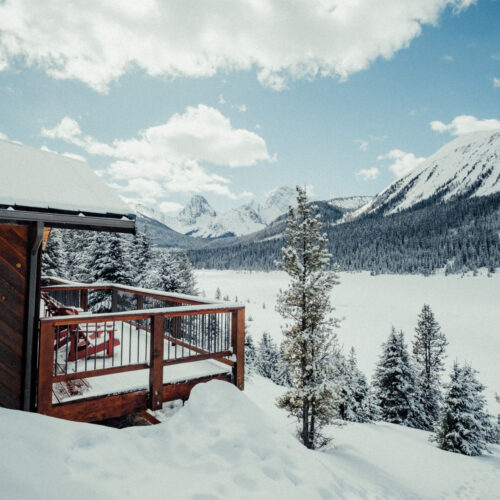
top-left (0, 139), bottom-right (244, 422)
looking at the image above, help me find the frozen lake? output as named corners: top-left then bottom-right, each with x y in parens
top-left (197, 269), bottom-right (500, 412)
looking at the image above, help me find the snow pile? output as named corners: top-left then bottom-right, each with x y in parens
top-left (1, 377), bottom-right (499, 499)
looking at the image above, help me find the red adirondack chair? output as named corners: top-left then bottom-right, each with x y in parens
top-left (42, 293), bottom-right (120, 361)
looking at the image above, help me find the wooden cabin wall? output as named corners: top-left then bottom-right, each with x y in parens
top-left (0, 225), bottom-right (28, 409)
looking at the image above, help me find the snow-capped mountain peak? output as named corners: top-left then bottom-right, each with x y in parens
top-left (178, 195), bottom-right (216, 225)
top-left (352, 129), bottom-right (500, 218)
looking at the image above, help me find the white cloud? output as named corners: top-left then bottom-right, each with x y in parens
top-left (442, 55), bottom-right (454, 63)
top-left (430, 115), bottom-right (500, 136)
top-left (41, 104), bottom-right (273, 204)
top-left (493, 78), bottom-right (500, 89)
top-left (355, 139), bottom-right (369, 152)
top-left (236, 104), bottom-right (247, 113)
top-left (0, 0), bottom-right (475, 92)
top-left (0, 131), bottom-right (7, 140)
top-left (377, 149), bottom-right (426, 178)
top-left (356, 167), bottom-right (379, 180)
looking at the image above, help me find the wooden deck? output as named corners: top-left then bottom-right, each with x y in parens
top-left (37, 280), bottom-right (245, 422)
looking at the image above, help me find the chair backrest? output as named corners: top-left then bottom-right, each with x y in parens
top-left (41, 292), bottom-right (80, 317)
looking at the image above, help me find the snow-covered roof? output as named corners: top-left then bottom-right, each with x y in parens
top-left (0, 139), bottom-right (133, 218)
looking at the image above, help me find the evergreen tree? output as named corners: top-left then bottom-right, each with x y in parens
top-left (336, 348), bottom-right (378, 423)
top-left (274, 341), bottom-right (293, 387)
top-left (256, 333), bottom-right (279, 380)
top-left (42, 229), bottom-right (67, 278)
top-left (373, 328), bottom-right (428, 429)
top-left (174, 251), bottom-right (197, 295)
top-left (244, 333), bottom-right (257, 376)
top-left (413, 305), bottom-right (448, 427)
top-left (145, 251), bottom-right (182, 293)
top-left (276, 186), bottom-right (341, 449)
top-left (433, 362), bottom-right (491, 456)
top-left (87, 232), bottom-right (133, 312)
top-left (131, 227), bottom-right (154, 286)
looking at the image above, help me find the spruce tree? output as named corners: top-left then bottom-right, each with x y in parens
top-left (276, 186), bottom-right (341, 449)
top-left (336, 348), bottom-right (378, 423)
top-left (433, 362), bottom-right (490, 456)
top-left (374, 328), bottom-right (428, 429)
top-left (42, 229), bottom-right (67, 278)
top-left (274, 341), bottom-right (293, 387)
top-left (244, 333), bottom-right (257, 376)
top-left (256, 333), bottom-right (279, 380)
top-left (131, 227), bottom-right (154, 286)
top-left (413, 305), bottom-right (448, 427)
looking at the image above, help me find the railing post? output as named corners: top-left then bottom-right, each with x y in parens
top-left (111, 288), bottom-right (118, 312)
top-left (231, 308), bottom-right (245, 390)
top-left (136, 294), bottom-right (144, 310)
top-left (149, 315), bottom-right (164, 410)
top-left (37, 321), bottom-right (55, 415)
top-left (80, 289), bottom-right (89, 312)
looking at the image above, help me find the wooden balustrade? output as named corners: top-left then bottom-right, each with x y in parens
top-left (37, 279), bottom-right (245, 422)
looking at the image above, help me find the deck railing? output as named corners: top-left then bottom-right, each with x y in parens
top-left (38, 279), bottom-right (244, 420)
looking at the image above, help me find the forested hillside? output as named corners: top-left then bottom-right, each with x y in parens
top-left (187, 194), bottom-right (500, 274)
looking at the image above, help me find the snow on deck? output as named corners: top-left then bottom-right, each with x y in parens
top-left (52, 319), bottom-right (231, 403)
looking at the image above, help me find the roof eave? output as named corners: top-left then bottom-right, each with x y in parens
top-left (0, 208), bottom-right (136, 234)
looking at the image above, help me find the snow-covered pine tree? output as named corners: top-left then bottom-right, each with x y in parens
top-left (275, 186), bottom-right (341, 449)
top-left (145, 250), bottom-right (197, 295)
top-left (131, 227), bottom-right (154, 286)
top-left (42, 229), bottom-right (67, 278)
top-left (373, 327), bottom-right (428, 429)
top-left (336, 348), bottom-right (378, 423)
top-left (87, 232), bottom-right (134, 312)
top-left (174, 251), bottom-right (197, 295)
top-left (413, 304), bottom-right (448, 427)
top-left (433, 362), bottom-right (491, 456)
top-left (256, 333), bottom-right (279, 381)
top-left (244, 333), bottom-right (257, 376)
top-left (274, 341), bottom-right (293, 387)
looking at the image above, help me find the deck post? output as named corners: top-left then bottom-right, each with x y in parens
top-left (37, 321), bottom-right (55, 414)
top-left (231, 308), bottom-right (245, 390)
top-left (111, 288), bottom-right (118, 312)
top-left (136, 294), bottom-right (144, 310)
top-left (149, 315), bottom-right (164, 410)
top-left (80, 289), bottom-right (89, 312)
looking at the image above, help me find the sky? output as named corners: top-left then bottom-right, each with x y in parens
top-left (1, 0), bottom-right (500, 213)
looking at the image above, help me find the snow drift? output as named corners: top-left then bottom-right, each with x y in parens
top-left (1, 377), bottom-right (499, 499)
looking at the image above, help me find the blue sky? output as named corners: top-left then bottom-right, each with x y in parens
top-left (0, 0), bottom-right (499, 212)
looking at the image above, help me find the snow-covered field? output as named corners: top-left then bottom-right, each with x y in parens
top-left (197, 270), bottom-right (500, 413)
top-left (1, 377), bottom-right (499, 499)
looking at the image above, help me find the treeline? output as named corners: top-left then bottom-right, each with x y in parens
top-left (247, 305), bottom-right (500, 455)
top-left (42, 228), bottom-right (197, 311)
top-left (187, 194), bottom-right (500, 274)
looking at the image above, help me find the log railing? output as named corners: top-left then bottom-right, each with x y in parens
top-left (38, 279), bottom-right (244, 418)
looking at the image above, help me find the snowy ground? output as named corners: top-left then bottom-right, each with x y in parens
top-left (1, 376), bottom-right (499, 499)
top-left (197, 270), bottom-right (500, 413)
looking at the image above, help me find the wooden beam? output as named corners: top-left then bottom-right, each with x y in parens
top-left (149, 315), bottom-right (164, 411)
top-left (162, 351), bottom-right (233, 367)
top-left (48, 390), bottom-right (149, 422)
top-left (52, 363), bottom-right (149, 383)
top-left (37, 321), bottom-right (55, 414)
top-left (231, 309), bottom-right (245, 390)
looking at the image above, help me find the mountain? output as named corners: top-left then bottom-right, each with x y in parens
top-left (352, 130), bottom-right (500, 218)
top-left (136, 186), bottom-right (297, 239)
top-left (328, 195), bottom-right (373, 212)
top-left (187, 132), bottom-right (500, 274)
